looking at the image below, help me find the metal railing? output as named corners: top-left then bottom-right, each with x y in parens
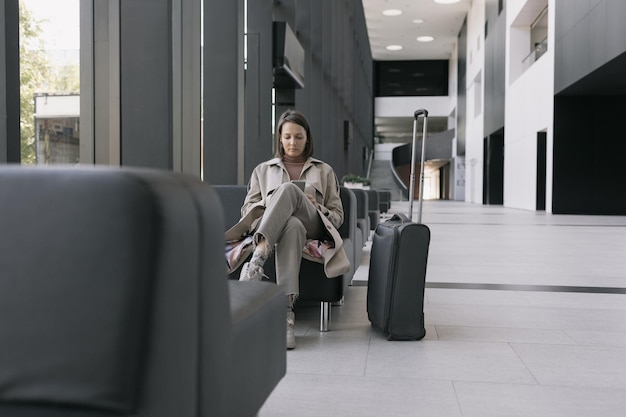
top-left (521, 37), bottom-right (548, 72)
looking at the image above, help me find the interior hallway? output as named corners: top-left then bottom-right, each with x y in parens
top-left (259, 199), bottom-right (626, 417)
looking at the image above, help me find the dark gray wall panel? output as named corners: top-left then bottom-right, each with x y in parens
top-left (294, 0), bottom-right (313, 120)
top-left (244, 0), bottom-right (273, 183)
top-left (202, 0), bottom-right (372, 184)
top-left (572, 9), bottom-right (589, 73)
top-left (554, 1), bottom-right (626, 214)
top-left (204, 0), bottom-right (243, 184)
top-left (606, 0), bottom-right (626, 58)
top-left (564, 51), bottom-right (626, 95)
top-left (588, 3), bottom-right (606, 70)
top-left (483, 0), bottom-right (505, 137)
top-left (1, 0), bottom-right (20, 163)
top-left (92, 0), bottom-right (117, 165)
top-left (483, 130), bottom-right (504, 205)
top-left (555, 0), bottom-right (626, 93)
top-left (120, 0), bottom-right (172, 169)
top-left (553, 95), bottom-right (626, 214)
top-left (456, 18), bottom-right (467, 156)
top-left (375, 61), bottom-right (448, 97)
top-left (272, 0), bottom-right (373, 180)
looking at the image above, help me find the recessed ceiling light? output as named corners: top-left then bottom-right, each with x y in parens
top-left (434, 0), bottom-right (461, 4)
top-left (412, 19), bottom-right (425, 24)
top-left (382, 9), bottom-right (402, 16)
top-left (386, 45), bottom-right (403, 51)
top-left (417, 36), bottom-right (435, 42)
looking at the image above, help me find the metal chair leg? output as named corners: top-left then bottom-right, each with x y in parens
top-left (332, 296), bottom-right (344, 306)
top-left (319, 301), bottom-right (331, 332)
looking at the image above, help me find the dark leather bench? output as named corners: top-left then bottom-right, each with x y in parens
top-left (0, 166), bottom-right (285, 417)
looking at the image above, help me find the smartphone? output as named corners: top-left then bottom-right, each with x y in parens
top-left (291, 180), bottom-right (306, 191)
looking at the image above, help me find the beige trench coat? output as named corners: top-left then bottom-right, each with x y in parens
top-left (225, 157), bottom-right (350, 278)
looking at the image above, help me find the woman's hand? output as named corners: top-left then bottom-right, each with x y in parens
top-left (305, 193), bottom-right (319, 209)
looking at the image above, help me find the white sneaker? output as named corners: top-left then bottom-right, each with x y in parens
top-left (239, 262), bottom-right (264, 281)
top-left (286, 310), bottom-right (296, 350)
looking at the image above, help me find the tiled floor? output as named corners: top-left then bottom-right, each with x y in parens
top-left (259, 200), bottom-right (626, 417)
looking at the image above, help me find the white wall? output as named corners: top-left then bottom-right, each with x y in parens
top-left (504, 0), bottom-right (554, 212)
top-left (464, 0), bottom-right (485, 204)
top-left (448, 41), bottom-right (459, 127)
top-left (374, 143), bottom-right (401, 161)
top-left (448, 40), bottom-right (466, 201)
top-left (375, 96), bottom-right (452, 118)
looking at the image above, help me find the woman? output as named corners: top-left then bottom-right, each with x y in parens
top-left (236, 109), bottom-right (349, 349)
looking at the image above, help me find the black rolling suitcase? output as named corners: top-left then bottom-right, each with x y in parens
top-left (367, 109), bottom-right (431, 341)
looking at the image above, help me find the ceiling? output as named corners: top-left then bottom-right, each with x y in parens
top-left (362, 0), bottom-right (471, 61)
top-left (361, 0), bottom-right (471, 143)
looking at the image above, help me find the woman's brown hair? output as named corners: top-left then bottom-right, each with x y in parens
top-left (275, 109), bottom-right (314, 158)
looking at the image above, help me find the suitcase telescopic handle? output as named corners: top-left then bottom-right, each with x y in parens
top-left (414, 109), bottom-right (429, 119)
top-left (409, 109), bottom-right (429, 223)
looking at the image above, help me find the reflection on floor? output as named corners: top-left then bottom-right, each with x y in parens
top-left (259, 200), bottom-right (626, 417)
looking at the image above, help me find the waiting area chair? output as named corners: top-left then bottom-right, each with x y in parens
top-left (0, 166), bottom-right (285, 417)
top-left (377, 189), bottom-right (391, 214)
top-left (350, 187), bottom-right (370, 243)
top-left (214, 184), bottom-right (360, 331)
top-left (365, 189), bottom-right (380, 231)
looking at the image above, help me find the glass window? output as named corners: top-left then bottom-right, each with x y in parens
top-left (19, 0), bottom-right (80, 164)
top-left (530, 7), bottom-right (548, 62)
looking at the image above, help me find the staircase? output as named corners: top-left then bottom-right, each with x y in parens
top-left (368, 159), bottom-right (405, 201)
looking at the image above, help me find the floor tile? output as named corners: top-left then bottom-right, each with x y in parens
top-left (425, 288), bottom-right (533, 307)
top-left (425, 303), bottom-right (626, 332)
top-left (520, 292), bottom-right (626, 310)
top-left (285, 335), bottom-right (370, 376)
top-left (511, 342), bottom-right (626, 389)
top-left (564, 329), bottom-right (626, 347)
top-left (435, 325), bottom-right (576, 345)
top-left (365, 339), bottom-right (536, 384)
top-left (260, 373), bottom-right (463, 417)
top-left (454, 381), bottom-right (626, 417)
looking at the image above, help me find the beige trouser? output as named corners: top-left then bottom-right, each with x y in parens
top-left (255, 182), bottom-right (325, 296)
